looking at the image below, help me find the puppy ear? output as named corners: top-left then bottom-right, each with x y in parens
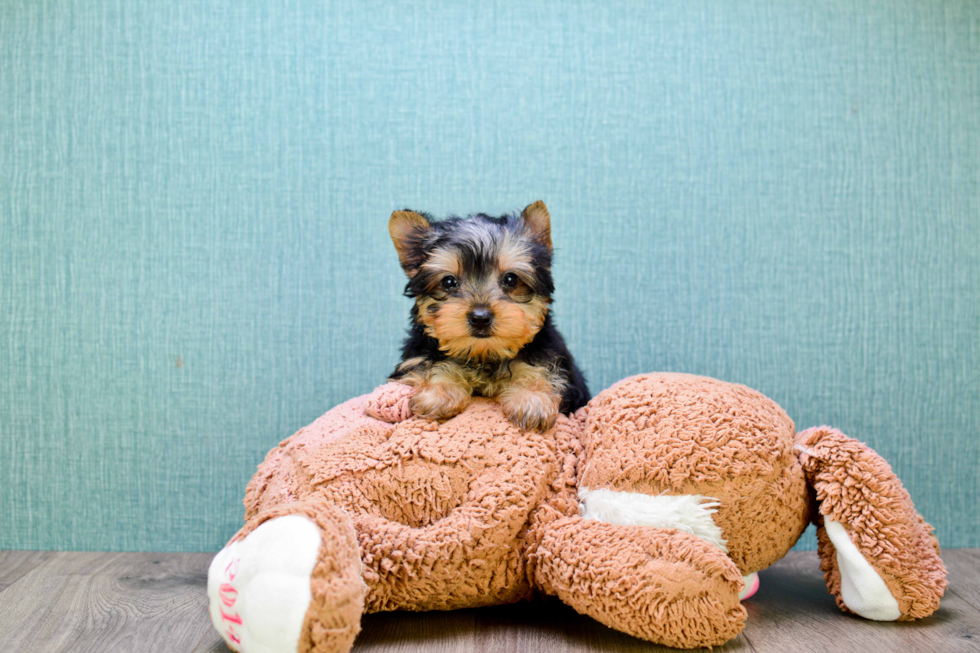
top-left (389, 210), bottom-right (431, 277)
top-left (521, 200), bottom-right (552, 251)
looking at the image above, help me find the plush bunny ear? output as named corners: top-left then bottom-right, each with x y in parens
top-left (388, 210), bottom-right (431, 277)
top-left (521, 200), bottom-right (552, 251)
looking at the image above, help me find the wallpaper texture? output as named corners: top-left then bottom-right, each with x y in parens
top-left (1, 0), bottom-right (977, 552)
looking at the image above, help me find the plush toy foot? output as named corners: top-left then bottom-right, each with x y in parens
top-left (209, 515), bottom-right (321, 651)
top-left (739, 572), bottom-right (760, 600)
top-left (208, 501), bottom-right (365, 653)
top-left (534, 516), bottom-right (746, 649)
top-left (795, 427), bottom-right (947, 621)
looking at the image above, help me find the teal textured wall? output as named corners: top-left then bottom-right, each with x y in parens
top-left (1, 0), bottom-right (978, 552)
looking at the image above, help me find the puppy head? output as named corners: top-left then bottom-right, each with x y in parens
top-left (389, 201), bottom-right (554, 361)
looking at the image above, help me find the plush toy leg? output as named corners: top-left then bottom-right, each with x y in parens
top-left (795, 427), bottom-right (947, 621)
top-left (208, 501), bottom-right (365, 653)
top-left (533, 516), bottom-right (746, 649)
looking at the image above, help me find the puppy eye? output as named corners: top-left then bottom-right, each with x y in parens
top-left (501, 272), bottom-right (519, 288)
top-left (441, 275), bottom-right (459, 291)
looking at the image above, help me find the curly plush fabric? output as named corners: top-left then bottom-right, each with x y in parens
top-left (795, 426), bottom-right (947, 620)
top-left (364, 382), bottom-right (415, 423)
top-left (580, 374), bottom-right (810, 574)
top-left (210, 374), bottom-right (946, 652)
top-left (247, 388), bottom-right (582, 612)
top-left (534, 516), bottom-right (746, 648)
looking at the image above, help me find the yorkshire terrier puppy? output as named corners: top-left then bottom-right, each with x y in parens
top-left (387, 200), bottom-right (590, 432)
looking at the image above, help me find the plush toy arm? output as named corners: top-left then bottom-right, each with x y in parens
top-left (532, 516), bottom-right (746, 649)
top-left (795, 426), bottom-right (947, 621)
top-left (364, 382), bottom-right (415, 423)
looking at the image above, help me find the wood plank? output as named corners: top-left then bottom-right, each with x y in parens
top-left (190, 629), bottom-right (228, 653)
top-left (356, 609), bottom-right (476, 652)
top-left (741, 550), bottom-right (980, 653)
top-left (473, 598), bottom-right (752, 653)
top-left (0, 551), bottom-right (215, 653)
top-left (944, 549), bottom-right (980, 614)
top-left (3, 550), bottom-right (979, 653)
top-left (0, 551), bottom-right (56, 592)
top-left (352, 597), bottom-right (754, 653)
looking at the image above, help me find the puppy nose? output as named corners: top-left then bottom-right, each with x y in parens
top-left (467, 307), bottom-right (494, 330)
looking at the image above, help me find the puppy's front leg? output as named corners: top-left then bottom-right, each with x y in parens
top-left (399, 359), bottom-right (474, 421)
top-left (495, 362), bottom-right (564, 433)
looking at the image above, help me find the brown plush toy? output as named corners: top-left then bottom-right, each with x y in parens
top-left (207, 373), bottom-right (947, 652)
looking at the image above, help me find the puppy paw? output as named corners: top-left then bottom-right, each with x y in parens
top-left (500, 388), bottom-right (560, 432)
top-left (409, 382), bottom-right (471, 421)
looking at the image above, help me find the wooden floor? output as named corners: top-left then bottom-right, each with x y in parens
top-left (0, 550), bottom-right (977, 653)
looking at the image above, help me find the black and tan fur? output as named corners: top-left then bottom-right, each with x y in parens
top-left (387, 201), bottom-right (589, 432)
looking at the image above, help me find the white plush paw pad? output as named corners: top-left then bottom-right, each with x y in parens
top-left (824, 519), bottom-right (901, 621)
top-left (579, 487), bottom-right (728, 552)
top-left (208, 515), bottom-right (322, 652)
